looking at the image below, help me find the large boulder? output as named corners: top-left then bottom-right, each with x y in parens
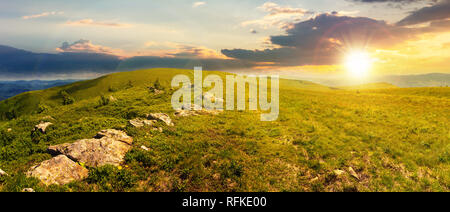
top-left (48, 130), bottom-right (133, 167)
top-left (33, 122), bottom-right (53, 133)
top-left (147, 113), bottom-right (174, 126)
top-left (27, 155), bottom-right (89, 185)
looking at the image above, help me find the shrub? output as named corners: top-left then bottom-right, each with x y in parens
top-left (87, 165), bottom-right (136, 192)
top-left (98, 94), bottom-right (110, 106)
top-left (60, 91), bottom-right (75, 105)
top-left (125, 149), bottom-right (157, 167)
top-left (37, 103), bottom-right (50, 114)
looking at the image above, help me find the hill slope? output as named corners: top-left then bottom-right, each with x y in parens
top-left (0, 68), bottom-right (449, 192)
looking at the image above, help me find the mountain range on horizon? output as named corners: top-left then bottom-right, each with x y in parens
top-left (0, 44), bottom-right (449, 101)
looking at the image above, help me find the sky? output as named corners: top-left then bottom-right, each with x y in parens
top-left (0, 0), bottom-right (449, 80)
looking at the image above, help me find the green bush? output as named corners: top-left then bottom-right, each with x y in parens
top-left (37, 104), bottom-right (50, 114)
top-left (87, 165), bottom-right (136, 192)
top-left (98, 95), bottom-right (110, 106)
top-left (125, 149), bottom-right (157, 167)
top-left (60, 91), bottom-right (75, 105)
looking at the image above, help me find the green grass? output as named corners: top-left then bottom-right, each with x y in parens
top-left (339, 82), bottom-right (398, 90)
top-left (0, 68), bottom-right (449, 192)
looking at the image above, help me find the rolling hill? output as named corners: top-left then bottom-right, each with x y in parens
top-left (0, 68), bottom-right (449, 192)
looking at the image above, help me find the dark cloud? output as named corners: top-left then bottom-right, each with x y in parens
top-left (222, 13), bottom-right (419, 66)
top-left (0, 44), bottom-right (255, 79)
top-left (351, 0), bottom-right (424, 2)
top-left (0, 45), bottom-right (121, 76)
top-left (396, 0), bottom-right (450, 26)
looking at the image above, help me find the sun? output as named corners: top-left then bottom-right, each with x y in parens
top-left (345, 50), bottom-right (372, 78)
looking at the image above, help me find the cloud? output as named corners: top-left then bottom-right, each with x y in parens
top-left (0, 45), bottom-right (121, 77)
top-left (193, 2), bottom-right (206, 8)
top-left (396, 0), bottom-right (450, 26)
top-left (22, 11), bottom-right (63, 20)
top-left (142, 41), bottom-right (226, 59)
top-left (224, 12), bottom-right (449, 67)
top-left (241, 2), bottom-right (312, 29)
top-left (0, 44), bottom-right (253, 79)
top-left (56, 40), bottom-right (124, 56)
top-left (66, 19), bottom-right (131, 27)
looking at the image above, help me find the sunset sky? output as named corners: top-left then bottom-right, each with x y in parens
top-left (0, 0), bottom-right (449, 79)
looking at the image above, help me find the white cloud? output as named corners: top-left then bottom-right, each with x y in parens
top-left (193, 2), bottom-right (206, 8)
top-left (22, 11), bottom-right (63, 20)
top-left (56, 39), bottom-right (124, 56)
top-left (65, 19), bottom-right (132, 27)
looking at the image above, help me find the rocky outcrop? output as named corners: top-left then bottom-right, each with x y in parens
top-left (147, 113), bottom-right (174, 126)
top-left (48, 130), bottom-right (133, 167)
top-left (27, 155), bottom-right (89, 185)
top-left (33, 122), bottom-right (53, 133)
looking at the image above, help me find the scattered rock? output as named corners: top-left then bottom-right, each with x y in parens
top-left (174, 110), bottom-right (197, 117)
top-left (33, 122), bottom-right (53, 133)
top-left (109, 96), bottom-right (117, 102)
top-left (7, 128), bottom-right (12, 132)
top-left (129, 119), bottom-right (145, 128)
top-left (153, 89), bottom-right (164, 95)
top-left (0, 168), bottom-right (8, 176)
top-left (95, 129), bottom-right (133, 145)
top-left (27, 155), bottom-right (89, 185)
top-left (147, 113), bottom-right (174, 126)
top-left (22, 188), bottom-right (35, 192)
top-left (141, 145), bottom-right (150, 151)
top-left (48, 134), bottom-right (132, 167)
top-left (348, 167), bottom-right (360, 180)
top-left (174, 104), bottom-right (222, 117)
top-left (129, 118), bottom-right (157, 128)
top-left (333, 170), bottom-right (346, 176)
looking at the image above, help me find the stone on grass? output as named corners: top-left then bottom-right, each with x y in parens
top-left (27, 155), bottom-right (89, 185)
top-left (33, 122), bottom-right (53, 133)
top-left (333, 170), bottom-right (345, 176)
top-left (141, 146), bottom-right (150, 151)
top-left (0, 168), bottom-right (8, 176)
top-left (147, 113), bottom-right (174, 126)
top-left (22, 188), bottom-right (35, 192)
top-left (95, 129), bottom-right (133, 145)
top-left (48, 130), bottom-right (133, 167)
top-left (348, 167), bottom-right (360, 180)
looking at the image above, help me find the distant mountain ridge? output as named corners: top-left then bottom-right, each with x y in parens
top-left (375, 73), bottom-right (450, 87)
top-left (0, 80), bottom-right (78, 101)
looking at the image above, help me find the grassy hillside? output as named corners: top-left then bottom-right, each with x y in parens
top-left (340, 82), bottom-right (398, 90)
top-left (0, 68), bottom-right (449, 192)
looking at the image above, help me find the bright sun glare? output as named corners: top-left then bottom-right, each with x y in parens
top-left (345, 50), bottom-right (372, 78)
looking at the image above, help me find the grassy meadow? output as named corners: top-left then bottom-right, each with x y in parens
top-left (0, 68), bottom-right (448, 192)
